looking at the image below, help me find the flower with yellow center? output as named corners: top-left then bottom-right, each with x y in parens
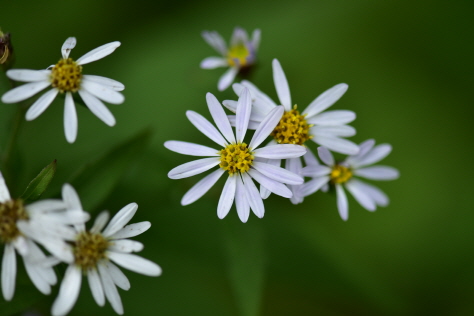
top-left (166, 88), bottom-right (306, 222)
top-left (201, 27), bottom-right (260, 91)
top-left (1, 37), bottom-right (125, 143)
top-left (52, 184), bottom-right (161, 316)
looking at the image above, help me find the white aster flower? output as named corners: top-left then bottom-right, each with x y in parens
top-left (299, 140), bottom-right (400, 221)
top-left (52, 184), bottom-right (161, 316)
top-left (0, 173), bottom-right (87, 301)
top-left (201, 27), bottom-right (260, 91)
top-left (1, 37), bottom-right (124, 143)
top-left (223, 58), bottom-right (360, 204)
top-left (165, 88), bottom-right (306, 223)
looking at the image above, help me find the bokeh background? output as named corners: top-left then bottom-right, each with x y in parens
top-left (1, 0), bottom-right (473, 315)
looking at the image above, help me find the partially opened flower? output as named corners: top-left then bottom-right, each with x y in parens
top-left (1, 37), bottom-right (124, 143)
top-left (299, 140), bottom-right (400, 220)
top-left (165, 88), bottom-right (306, 222)
top-left (223, 59), bottom-right (359, 203)
top-left (51, 184), bottom-right (161, 316)
top-left (201, 27), bottom-right (260, 91)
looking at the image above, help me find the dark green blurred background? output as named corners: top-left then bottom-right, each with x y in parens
top-left (1, 0), bottom-right (473, 315)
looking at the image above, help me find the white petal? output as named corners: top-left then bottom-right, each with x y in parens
top-left (200, 57), bottom-right (228, 69)
top-left (249, 106), bottom-right (284, 150)
top-left (355, 166), bottom-right (399, 180)
top-left (109, 239), bottom-right (144, 253)
top-left (81, 80), bottom-right (124, 104)
top-left (0, 172), bottom-right (11, 202)
top-left (168, 157), bottom-right (220, 180)
top-left (231, 27), bottom-right (249, 46)
top-left (311, 125), bottom-right (356, 137)
top-left (97, 264), bottom-right (123, 315)
top-left (202, 31), bottom-right (227, 55)
top-left (25, 88), bottom-right (58, 121)
top-left (253, 144), bottom-right (306, 159)
top-left (317, 147), bottom-right (335, 166)
top-left (218, 67), bottom-right (238, 91)
top-left (302, 83), bottom-right (348, 118)
top-left (91, 211), bottom-right (110, 234)
top-left (235, 88), bottom-right (251, 143)
top-left (227, 115), bottom-right (260, 130)
top-left (301, 165), bottom-right (331, 177)
top-left (78, 90), bottom-right (116, 126)
top-left (251, 29), bottom-right (261, 51)
top-left (272, 59), bottom-right (291, 111)
top-left (240, 80), bottom-right (278, 111)
top-left (259, 158), bottom-right (280, 199)
top-left (62, 183), bottom-right (82, 210)
top-left (248, 169), bottom-right (292, 198)
top-left (336, 184), bottom-right (349, 221)
top-left (104, 261), bottom-right (130, 291)
top-left (64, 92), bottom-right (78, 143)
top-left (353, 144), bottom-right (392, 167)
top-left (76, 41), bottom-right (121, 65)
top-left (2, 244), bottom-right (16, 301)
top-left (186, 110), bottom-right (227, 147)
top-left (313, 135), bottom-right (359, 155)
top-left (217, 176), bottom-right (236, 219)
top-left (350, 179), bottom-right (389, 207)
top-left (303, 148), bottom-right (320, 167)
top-left (207, 92), bottom-right (236, 143)
top-left (345, 180), bottom-right (376, 211)
top-left (109, 222), bottom-right (151, 240)
top-left (82, 75), bottom-right (125, 91)
top-left (51, 265), bottom-right (81, 316)
top-left (25, 199), bottom-right (66, 214)
top-left (13, 236), bottom-right (28, 256)
top-left (241, 173), bottom-right (264, 218)
top-left (102, 203), bottom-right (138, 238)
top-left (181, 169), bottom-right (225, 205)
top-left (2, 80), bottom-right (51, 103)
top-left (346, 139), bottom-right (375, 165)
top-left (307, 110), bottom-right (356, 126)
top-left (164, 140), bottom-right (219, 157)
top-left (108, 252), bottom-right (162, 276)
top-left (24, 257), bottom-right (51, 295)
top-left (6, 69), bottom-right (51, 82)
top-left (252, 161), bottom-right (303, 185)
top-left (61, 37), bottom-right (76, 59)
top-left (299, 176), bottom-right (330, 197)
top-left (222, 99), bottom-right (237, 112)
top-left (87, 268), bottom-right (105, 306)
top-left (285, 158), bottom-right (303, 203)
top-left (235, 176), bottom-right (250, 223)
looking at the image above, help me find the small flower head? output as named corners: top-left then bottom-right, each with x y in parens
top-left (50, 58), bottom-right (83, 93)
top-left (219, 143), bottom-right (254, 175)
top-left (0, 29), bottom-right (13, 69)
top-left (73, 231), bottom-right (109, 271)
top-left (271, 105), bottom-right (313, 145)
top-left (0, 198), bottom-right (28, 243)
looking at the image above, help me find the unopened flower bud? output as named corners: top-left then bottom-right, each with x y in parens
top-left (0, 30), bottom-right (14, 70)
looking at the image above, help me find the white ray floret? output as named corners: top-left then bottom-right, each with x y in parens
top-left (165, 88), bottom-right (306, 223)
top-left (299, 140), bottom-right (399, 221)
top-left (201, 27), bottom-right (261, 91)
top-left (1, 37), bottom-right (124, 143)
top-left (51, 184), bottom-right (161, 316)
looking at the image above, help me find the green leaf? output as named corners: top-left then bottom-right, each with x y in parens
top-left (21, 160), bottom-right (56, 202)
top-left (68, 128), bottom-right (152, 211)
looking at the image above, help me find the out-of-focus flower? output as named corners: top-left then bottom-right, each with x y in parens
top-left (1, 37), bottom-right (124, 143)
top-left (201, 27), bottom-right (260, 91)
top-left (0, 29), bottom-right (13, 69)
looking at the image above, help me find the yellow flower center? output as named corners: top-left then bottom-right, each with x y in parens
top-left (271, 106), bottom-right (313, 145)
top-left (219, 143), bottom-right (254, 175)
top-left (0, 199), bottom-right (28, 243)
top-left (330, 165), bottom-right (353, 184)
top-left (74, 231), bottom-right (109, 271)
top-left (50, 58), bottom-right (83, 93)
top-left (227, 44), bottom-right (251, 67)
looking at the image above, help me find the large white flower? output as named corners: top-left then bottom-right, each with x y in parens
top-left (51, 184), bottom-right (161, 316)
top-left (201, 27), bottom-right (260, 91)
top-left (1, 37), bottom-right (124, 143)
top-left (299, 140), bottom-right (400, 221)
top-left (223, 59), bottom-right (359, 204)
top-left (0, 173), bottom-right (88, 301)
top-left (165, 88), bottom-right (306, 223)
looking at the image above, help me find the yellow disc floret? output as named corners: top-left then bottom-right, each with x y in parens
top-left (227, 44), bottom-right (250, 67)
top-left (50, 58), bottom-right (83, 93)
top-left (74, 231), bottom-right (109, 271)
top-left (271, 105), bottom-right (313, 145)
top-left (0, 199), bottom-right (28, 243)
top-left (330, 165), bottom-right (353, 184)
top-left (219, 143), bottom-right (254, 175)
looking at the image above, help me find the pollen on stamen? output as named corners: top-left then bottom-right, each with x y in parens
top-left (330, 165), bottom-right (353, 184)
top-left (271, 105), bottom-right (313, 146)
top-left (0, 199), bottom-right (28, 244)
top-left (74, 231), bottom-right (109, 271)
top-left (50, 58), bottom-right (83, 93)
top-left (219, 143), bottom-right (254, 175)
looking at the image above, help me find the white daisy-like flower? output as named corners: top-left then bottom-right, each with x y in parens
top-left (0, 173), bottom-right (88, 301)
top-left (201, 27), bottom-right (260, 91)
top-left (223, 58), bottom-right (360, 204)
top-left (165, 88), bottom-right (306, 223)
top-left (51, 184), bottom-right (161, 316)
top-left (299, 140), bottom-right (400, 221)
top-left (1, 37), bottom-right (124, 143)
